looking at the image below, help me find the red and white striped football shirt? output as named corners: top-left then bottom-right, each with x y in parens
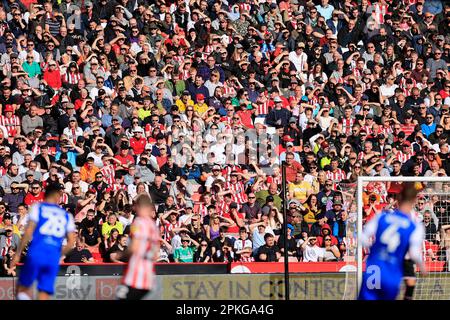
top-left (123, 216), bottom-right (160, 290)
top-left (395, 151), bottom-right (413, 163)
top-left (0, 115), bottom-right (20, 138)
top-left (326, 169), bottom-right (346, 183)
top-left (101, 164), bottom-right (116, 186)
top-left (340, 118), bottom-right (354, 136)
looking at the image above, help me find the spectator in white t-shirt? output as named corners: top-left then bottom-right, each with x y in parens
top-left (300, 236), bottom-right (325, 262)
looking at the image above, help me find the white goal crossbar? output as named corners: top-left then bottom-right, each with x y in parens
top-left (356, 176), bottom-right (450, 298)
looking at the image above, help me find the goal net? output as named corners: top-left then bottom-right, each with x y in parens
top-left (342, 176), bottom-right (450, 300)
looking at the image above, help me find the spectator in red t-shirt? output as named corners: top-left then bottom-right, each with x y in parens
top-left (24, 182), bottom-right (44, 206)
top-left (222, 203), bottom-right (245, 234)
top-left (285, 152), bottom-right (303, 182)
top-left (114, 145), bottom-right (134, 168)
top-left (43, 60), bottom-right (62, 90)
top-left (129, 127), bottom-right (146, 156)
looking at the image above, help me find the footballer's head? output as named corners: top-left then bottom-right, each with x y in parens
top-left (44, 183), bottom-right (64, 202)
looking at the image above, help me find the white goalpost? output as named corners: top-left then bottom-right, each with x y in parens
top-left (355, 176), bottom-right (450, 300)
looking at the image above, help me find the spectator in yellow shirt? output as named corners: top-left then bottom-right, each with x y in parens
top-left (302, 194), bottom-right (322, 224)
top-left (194, 94), bottom-right (209, 115)
top-left (288, 172), bottom-right (312, 204)
top-left (101, 213), bottom-right (124, 237)
top-left (175, 91), bottom-right (194, 112)
top-left (0, 213), bottom-right (21, 238)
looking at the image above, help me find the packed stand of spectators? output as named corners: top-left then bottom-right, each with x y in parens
top-left (0, 0), bottom-right (449, 271)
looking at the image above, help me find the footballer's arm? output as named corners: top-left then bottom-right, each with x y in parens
top-left (12, 220), bottom-right (37, 268)
top-left (408, 225), bottom-right (427, 275)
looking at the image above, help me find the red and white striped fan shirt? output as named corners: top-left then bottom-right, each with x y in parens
top-left (224, 180), bottom-right (248, 204)
top-left (222, 165), bottom-right (242, 180)
top-left (400, 124), bottom-right (415, 138)
top-left (101, 164), bottom-right (116, 186)
top-left (395, 151), bottom-right (413, 163)
top-left (222, 85), bottom-right (237, 98)
top-left (63, 72), bottom-right (82, 85)
top-left (59, 193), bottom-right (68, 205)
top-left (0, 115), bottom-right (20, 138)
top-left (362, 125), bottom-right (373, 135)
top-left (326, 169), bottom-right (347, 183)
top-left (123, 216), bottom-right (160, 290)
top-left (379, 125), bottom-right (393, 136)
top-left (239, 3), bottom-right (251, 11)
top-left (164, 220), bottom-right (182, 242)
top-left (372, 3), bottom-right (389, 25)
top-left (216, 200), bottom-right (242, 216)
top-left (340, 118), bottom-right (354, 136)
top-left (196, 202), bottom-right (210, 218)
top-left (256, 101), bottom-right (270, 115)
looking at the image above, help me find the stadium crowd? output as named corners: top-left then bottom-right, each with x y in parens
top-left (0, 0), bottom-right (449, 272)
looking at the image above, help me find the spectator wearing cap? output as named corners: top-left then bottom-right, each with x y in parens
top-left (266, 96), bottom-right (292, 127)
top-left (0, 210), bottom-right (20, 236)
top-left (63, 116), bottom-right (83, 144)
top-left (0, 219), bottom-right (20, 258)
top-left (0, 104), bottom-right (20, 140)
top-left (129, 127), bottom-right (146, 155)
top-left (194, 93), bottom-right (209, 115)
top-left (114, 143), bottom-right (134, 168)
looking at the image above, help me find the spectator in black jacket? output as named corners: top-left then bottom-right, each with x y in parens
top-left (265, 96), bottom-right (291, 127)
top-left (149, 175), bottom-right (170, 205)
top-left (257, 233), bottom-right (281, 262)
